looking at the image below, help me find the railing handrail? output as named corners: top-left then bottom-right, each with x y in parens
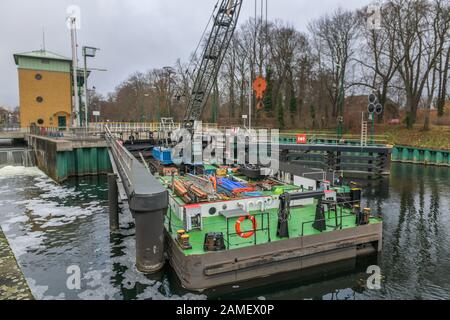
top-left (0, 127), bottom-right (28, 133)
top-left (104, 125), bottom-right (136, 187)
top-left (301, 213), bottom-right (357, 237)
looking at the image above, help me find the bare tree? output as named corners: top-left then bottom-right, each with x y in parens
top-left (354, 2), bottom-right (403, 122)
top-left (309, 8), bottom-right (359, 123)
top-left (389, 0), bottom-right (450, 128)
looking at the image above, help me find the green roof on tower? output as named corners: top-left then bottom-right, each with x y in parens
top-left (13, 50), bottom-right (72, 64)
top-left (13, 50), bottom-right (72, 73)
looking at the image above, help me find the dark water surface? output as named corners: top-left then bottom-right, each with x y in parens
top-left (0, 163), bottom-right (449, 300)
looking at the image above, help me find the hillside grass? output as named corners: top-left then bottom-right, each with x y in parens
top-left (382, 125), bottom-right (450, 151)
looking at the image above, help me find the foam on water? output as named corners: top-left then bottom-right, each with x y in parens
top-left (0, 166), bottom-right (45, 178)
top-left (0, 167), bottom-right (206, 300)
top-left (0, 167), bottom-right (106, 286)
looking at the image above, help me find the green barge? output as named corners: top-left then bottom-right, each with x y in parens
top-left (157, 169), bottom-right (383, 291)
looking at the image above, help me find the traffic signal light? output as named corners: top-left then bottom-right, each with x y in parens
top-left (368, 93), bottom-right (383, 115)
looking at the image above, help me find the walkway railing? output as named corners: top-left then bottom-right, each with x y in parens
top-left (90, 122), bottom-right (219, 133)
top-left (0, 127), bottom-right (29, 138)
top-left (105, 126), bottom-right (134, 184)
top-left (279, 132), bottom-right (389, 146)
top-left (27, 126), bottom-right (103, 140)
top-left (0, 127), bottom-right (26, 132)
top-left (104, 124), bottom-right (168, 273)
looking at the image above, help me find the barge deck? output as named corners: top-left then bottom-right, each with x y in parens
top-left (166, 205), bottom-right (381, 254)
top-left (157, 170), bottom-right (382, 291)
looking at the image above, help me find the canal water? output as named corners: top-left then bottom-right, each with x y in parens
top-left (0, 163), bottom-right (449, 300)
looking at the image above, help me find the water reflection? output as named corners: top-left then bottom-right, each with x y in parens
top-left (0, 163), bottom-right (449, 300)
top-left (371, 164), bottom-right (450, 300)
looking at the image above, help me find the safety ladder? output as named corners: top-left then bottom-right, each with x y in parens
top-left (361, 113), bottom-right (368, 147)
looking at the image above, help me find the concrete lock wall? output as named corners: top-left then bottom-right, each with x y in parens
top-left (392, 146), bottom-right (450, 167)
top-left (28, 135), bottom-right (112, 182)
top-left (28, 135), bottom-right (58, 180)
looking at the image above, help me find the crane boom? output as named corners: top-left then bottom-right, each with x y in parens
top-left (184, 0), bottom-right (244, 129)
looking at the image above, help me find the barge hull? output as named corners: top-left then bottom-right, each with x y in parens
top-left (167, 222), bottom-right (382, 291)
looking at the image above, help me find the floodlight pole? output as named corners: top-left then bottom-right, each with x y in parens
top-left (82, 46), bottom-right (100, 129)
top-left (83, 50), bottom-right (88, 128)
top-left (83, 47), bottom-right (100, 129)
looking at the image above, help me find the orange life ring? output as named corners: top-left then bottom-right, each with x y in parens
top-left (235, 215), bottom-right (257, 239)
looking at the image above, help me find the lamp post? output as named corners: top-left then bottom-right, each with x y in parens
top-left (152, 85), bottom-right (162, 122)
top-left (141, 93), bottom-right (151, 122)
top-left (82, 46), bottom-right (100, 128)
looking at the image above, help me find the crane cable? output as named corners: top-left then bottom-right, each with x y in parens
top-left (185, 0), bottom-right (221, 79)
top-left (252, 0), bottom-right (269, 112)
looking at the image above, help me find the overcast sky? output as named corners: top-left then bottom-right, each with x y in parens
top-left (0, 0), bottom-right (369, 109)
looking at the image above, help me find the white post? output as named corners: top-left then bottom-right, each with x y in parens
top-left (70, 17), bottom-right (80, 128)
top-left (249, 73), bottom-right (252, 131)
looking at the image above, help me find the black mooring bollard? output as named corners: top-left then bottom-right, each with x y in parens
top-left (129, 183), bottom-right (168, 273)
top-left (108, 173), bottom-right (119, 231)
top-left (133, 207), bottom-right (166, 273)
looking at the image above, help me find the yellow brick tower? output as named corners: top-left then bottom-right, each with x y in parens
top-left (14, 50), bottom-right (73, 129)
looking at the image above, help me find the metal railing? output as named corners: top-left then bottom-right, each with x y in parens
top-left (90, 122), bottom-right (220, 133)
top-left (301, 212), bottom-right (357, 237)
top-left (105, 125), bottom-right (135, 184)
top-left (27, 126), bottom-right (104, 140)
top-left (332, 170), bottom-right (344, 184)
top-left (224, 212), bottom-right (271, 250)
top-left (303, 170), bottom-right (327, 181)
top-left (0, 127), bottom-right (26, 132)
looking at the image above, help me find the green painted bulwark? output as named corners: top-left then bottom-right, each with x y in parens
top-left (392, 146), bottom-right (450, 167)
top-left (56, 147), bottom-right (112, 182)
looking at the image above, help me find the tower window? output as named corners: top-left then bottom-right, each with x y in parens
top-left (36, 96), bottom-right (44, 103)
top-left (37, 119), bottom-right (44, 125)
top-left (35, 73), bottom-right (42, 80)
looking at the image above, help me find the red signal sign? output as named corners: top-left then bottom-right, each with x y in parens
top-left (296, 134), bottom-right (307, 144)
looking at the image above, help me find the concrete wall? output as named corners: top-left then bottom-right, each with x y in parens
top-left (28, 135), bottom-right (112, 182)
top-left (28, 135), bottom-right (58, 180)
